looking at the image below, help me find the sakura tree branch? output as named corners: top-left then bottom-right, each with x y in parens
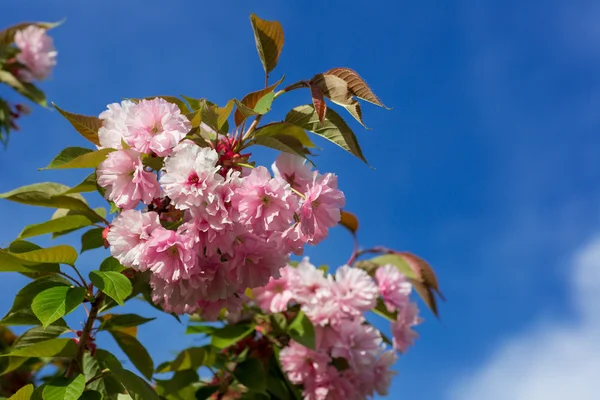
top-left (66, 292), bottom-right (104, 378)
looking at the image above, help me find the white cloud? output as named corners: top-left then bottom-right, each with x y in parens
top-left (450, 235), bottom-right (600, 400)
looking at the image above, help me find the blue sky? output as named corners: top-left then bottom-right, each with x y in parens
top-left (2, 1), bottom-right (600, 398)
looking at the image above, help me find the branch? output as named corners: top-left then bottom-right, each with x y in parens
top-left (66, 292), bottom-right (104, 378)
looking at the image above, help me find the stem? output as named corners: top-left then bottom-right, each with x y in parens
top-left (86, 368), bottom-right (109, 387)
top-left (58, 271), bottom-right (83, 287)
top-left (273, 81), bottom-right (310, 99)
top-left (348, 246), bottom-right (395, 265)
top-left (66, 292), bottom-right (104, 378)
top-left (70, 265), bottom-right (88, 287)
top-left (242, 115), bottom-right (262, 141)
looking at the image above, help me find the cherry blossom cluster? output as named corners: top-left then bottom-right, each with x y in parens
top-left (97, 98), bottom-right (346, 316)
top-left (254, 259), bottom-right (421, 399)
top-left (13, 26), bottom-right (57, 82)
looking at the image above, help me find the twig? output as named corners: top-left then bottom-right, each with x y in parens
top-left (66, 292), bottom-right (104, 378)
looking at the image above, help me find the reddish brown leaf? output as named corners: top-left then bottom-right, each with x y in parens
top-left (339, 210), bottom-right (359, 234)
top-left (250, 14), bottom-right (285, 75)
top-left (325, 67), bottom-right (389, 109)
top-left (234, 77), bottom-right (284, 126)
top-left (310, 84), bottom-right (327, 124)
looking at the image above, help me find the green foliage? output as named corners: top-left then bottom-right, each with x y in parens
top-left (53, 105), bottom-right (102, 146)
top-left (42, 147), bottom-right (113, 170)
top-left (42, 374), bottom-right (85, 400)
top-left (234, 357), bottom-right (267, 393)
top-left (108, 331), bottom-right (154, 380)
top-left (18, 215), bottom-right (93, 240)
top-left (7, 384), bottom-right (33, 400)
top-left (89, 271), bottom-right (132, 305)
top-left (31, 286), bottom-right (86, 327)
top-left (287, 311), bottom-right (315, 350)
top-left (3, 338), bottom-right (77, 358)
top-left (99, 314), bottom-right (155, 332)
top-left (210, 324), bottom-right (255, 349)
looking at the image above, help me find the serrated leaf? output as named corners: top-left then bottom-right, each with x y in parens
top-left (42, 374), bottom-right (85, 400)
top-left (310, 73), bottom-right (367, 127)
top-left (9, 245), bottom-right (78, 266)
top-left (233, 100), bottom-right (259, 127)
top-left (0, 249), bottom-right (59, 274)
top-left (254, 122), bottom-right (315, 148)
top-left (285, 105), bottom-right (367, 163)
top-left (99, 314), bottom-right (155, 332)
top-left (211, 325), bottom-right (254, 349)
top-left (54, 105), bottom-right (102, 146)
top-left (89, 271), bottom-right (132, 305)
top-left (0, 182), bottom-right (105, 222)
top-left (250, 14), bottom-right (284, 75)
top-left (99, 257), bottom-right (126, 273)
top-left (42, 147), bottom-right (113, 170)
top-left (4, 338), bottom-right (77, 358)
top-left (234, 77), bottom-right (284, 126)
top-left (83, 352), bottom-right (106, 392)
top-left (61, 173), bottom-right (97, 194)
top-left (254, 135), bottom-right (311, 159)
top-left (156, 347), bottom-right (209, 373)
top-left (109, 331), bottom-right (154, 380)
top-left (310, 83), bottom-right (327, 124)
top-left (81, 228), bottom-right (105, 253)
top-left (287, 311), bottom-right (315, 350)
top-left (13, 325), bottom-right (68, 348)
top-left (2, 276), bottom-right (70, 322)
top-left (8, 383), bottom-right (34, 399)
top-left (18, 215), bottom-right (92, 239)
top-left (32, 286), bottom-right (86, 328)
top-left (325, 67), bottom-right (388, 108)
top-left (339, 210), bottom-right (359, 234)
top-left (234, 357), bottom-right (266, 393)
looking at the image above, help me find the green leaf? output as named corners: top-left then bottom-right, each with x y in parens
top-left (185, 325), bottom-right (215, 335)
top-left (249, 13), bottom-right (284, 75)
top-left (99, 314), bottom-right (155, 332)
top-left (78, 391), bottom-right (103, 400)
top-left (372, 298), bottom-right (397, 321)
top-left (62, 173), bottom-right (97, 194)
top-left (234, 357), bottom-right (266, 393)
top-left (285, 105), bottom-right (367, 163)
top-left (3, 338), bottom-right (77, 358)
top-left (18, 215), bottom-right (92, 239)
top-left (233, 100), bottom-right (259, 126)
top-left (13, 325), bottom-right (68, 348)
top-left (253, 135), bottom-right (312, 159)
top-left (2, 276), bottom-right (70, 323)
top-left (100, 256), bottom-right (126, 273)
top-left (0, 182), bottom-right (105, 222)
top-left (32, 286), bottom-right (86, 328)
top-left (287, 311), bottom-right (315, 350)
top-left (81, 228), bottom-right (105, 253)
top-left (310, 73), bottom-right (367, 128)
top-left (54, 105), bottom-right (102, 146)
top-left (195, 386), bottom-right (219, 400)
top-left (8, 383), bottom-right (34, 400)
top-left (254, 122), bottom-right (315, 148)
top-left (234, 77), bottom-right (284, 126)
top-left (9, 244), bottom-right (78, 266)
top-left (108, 331), bottom-right (154, 380)
top-left (0, 70), bottom-right (47, 106)
top-left (42, 147), bottom-right (113, 170)
top-left (211, 325), bottom-right (254, 349)
top-left (89, 271), bottom-right (132, 305)
top-left (119, 369), bottom-right (159, 400)
top-left (155, 369), bottom-right (199, 398)
top-left (156, 347), bottom-right (209, 373)
top-left (42, 374), bottom-right (85, 400)
top-left (0, 249), bottom-right (59, 274)
top-left (82, 352), bottom-right (106, 392)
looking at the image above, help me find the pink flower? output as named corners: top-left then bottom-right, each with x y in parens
top-left (160, 145), bottom-right (223, 209)
top-left (271, 153), bottom-right (313, 191)
top-left (150, 274), bottom-right (206, 315)
top-left (329, 320), bottom-right (382, 368)
top-left (126, 98), bottom-right (191, 156)
top-left (279, 341), bottom-right (330, 384)
top-left (392, 302), bottom-right (420, 353)
top-left (298, 173), bottom-right (345, 244)
top-left (289, 258), bottom-right (329, 305)
top-left (229, 233), bottom-right (286, 289)
top-left (232, 166), bottom-right (298, 236)
top-left (254, 267), bottom-right (295, 313)
top-left (196, 294), bottom-right (247, 321)
top-left (98, 100), bottom-right (135, 149)
top-left (106, 210), bottom-right (161, 268)
top-left (97, 149), bottom-right (160, 209)
top-left (141, 227), bottom-right (197, 282)
top-left (370, 351), bottom-right (397, 396)
top-left (14, 26), bottom-right (57, 82)
top-left (332, 265), bottom-right (378, 315)
top-left (375, 264), bottom-right (412, 312)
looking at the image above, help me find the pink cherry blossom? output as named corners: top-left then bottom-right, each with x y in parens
top-left (329, 319), bottom-right (382, 368)
top-left (150, 273), bottom-right (206, 315)
top-left (229, 233), bottom-right (286, 289)
top-left (125, 98), bottom-right (191, 156)
top-left (253, 267), bottom-right (295, 313)
top-left (370, 351), bottom-right (397, 396)
top-left (98, 100), bottom-right (135, 149)
top-left (289, 258), bottom-right (329, 305)
top-left (375, 264), bottom-right (412, 312)
top-left (298, 172), bottom-right (345, 244)
top-left (279, 340), bottom-right (330, 384)
top-left (106, 210), bottom-right (161, 268)
top-left (14, 26), bottom-right (57, 82)
top-left (271, 153), bottom-right (313, 191)
top-left (391, 302), bottom-right (420, 353)
top-left (232, 166), bottom-right (298, 236)
top-left (196, 293), bottom-right (247, 321)
top-left (97, 149), bottom-right (160, 209)
top-left (140, 227), bottom-right (197, 282)
top-left (332, 265), bottom-right (378, 315)
top-left (160, 144), bottom-right (223, 209)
